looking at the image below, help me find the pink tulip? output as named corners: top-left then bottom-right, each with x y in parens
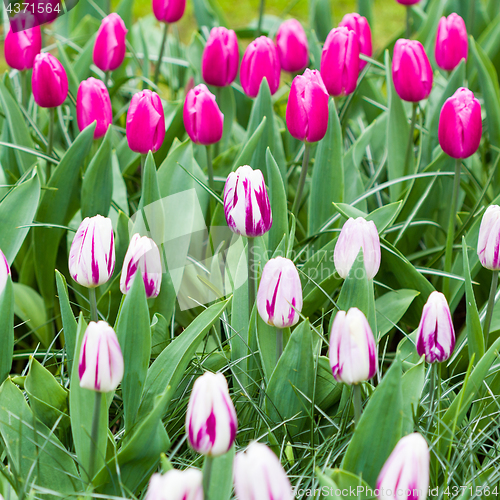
top-left (32, 53), bottom-right (68, 108)
top-left (275, 19), bottom-right (309, 73)
top-left (77, 78), bottom-right (113, 139)
top-left (478, 205), bottom-right (500, 271)
top-left (183, 84), bottom-right (224, 145)
top-left (339, 13), bottom-right (372, 70)
top-left (435, 13), bottom-right (468, 72)
top-left (93, 13), bottom-right (128, 72)
top-left (438, 87), bottom-right (482, 159)
top-left (4, 26), bottom-right (41, 71)
top-left (202, 27), bottom-right (239, 87)
top-left (286, 69), bottom-right (329, 143)
top-left (395, 0), bottom-right (421, 4)
top-left (392, 39), bottom-right (433, 102)
top-left (240, 36), bottom-right (281, 98)
top-left (320, 27), bottom-right (359, 97)
top-left (152, 0), bottom-right (186, 23)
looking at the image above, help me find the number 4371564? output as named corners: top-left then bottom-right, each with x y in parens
top-left (6, 2), bottom-right (61, 14)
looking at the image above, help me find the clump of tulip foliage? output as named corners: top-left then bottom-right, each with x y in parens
top-left (1, 0), bottom-right (500, 498)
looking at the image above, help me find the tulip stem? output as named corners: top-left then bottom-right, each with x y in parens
top-left (105, 71), bottom-right (111, 88)
top-left (206, 145), bottom-right (215, 224)
top-left (154, 23), bottom-right (169, 87)
top-left (21, 70), bottom-right (28, 109)
top-left (484, 271), bottom-right (499, 349)
top-left (45, 107), bottom-right (55, 182)
top-left (403, 103), bottom-right (417, 181)
top-left (88, 391), bottom-right (103, 483)
top-left (257, 0), bottom-right (265, 37)
top-left (406, 6), bottom-right (411, 38)
top-left (203, 455), bottom-right (214, 500)
top-left (89, 288), bottom-right (99, 323)
top-left (443, 159), bottom-right (462, 299)
top-left (291, 143), bottom-right (311, 218)
top-left (276, 328), bottom-right (283, 362)
top-left (247, 237), bottom-right (256, 316)
top-left (353, 384), bottom-right (362, 425)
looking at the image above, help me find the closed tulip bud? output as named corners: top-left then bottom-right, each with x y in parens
top-left (223, 165), bottom-right (272, 238)
top-left (126, 90), bottom-right (165, 154)
top-left (392, 39), bottom-right (433, 102)
top-left (286, 69), bottom-right (329, 143)
top-left (93, 13), bottom-right (128, 72)
top-left (145, 469), bottom-right (203, 500)
top-left (416, 291), bottom-right (455, 363)
top-left (77, 78), bottom-right (112, 139)
top-left (320, 27), bottom-right (359, 97)
top-left (234, 442), bottom-right (293, 500)
top-left (240, 36), bottom-right (281, 98)
top-left (186, 372), bottom-right (237, 456)
top-left (334, 217), bottom-right (380, 280)
top-left (152, 0), bottom-right (186, 23)
top-left (435, 14), bottom-right (468, 71)
top-left (69, 215), bottom-right (115, 288)
top-left (438, 87), bottom-right (482, 159)
top-left (202, 27), bottom-right (239, 87)
top-left (32, 53), bottom-right (68, 108)
top-left (183, 84), bottom-right (224, 145)
top-left (78, 321), bottom-right (124, 392)
top-left (339, 13), bottom-right (372, 70)
top-left (478, 205), bottom-right (500, 270)
top-left (120, 233), bottom-right (162, 298)
top-left (376, 433), bottom-right (429, 500)
top-left (329, 307), bottom-right (377, 385)
top-left (276, 19), bottom-right (309, 73)
top-left (0, 249), bottom-right (11, 296)
top-left (257, 257), bottom-right (303, 328)
top-left (4, 26), bottom-right (41, 71)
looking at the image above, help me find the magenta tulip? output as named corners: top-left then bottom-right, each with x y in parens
top-left (286, 69), bottom-right (329, 143)
top-left (392, 39), bottom-right (433, 102)
top-left (32, 53), bottom-right (68, 108)
top-left (93, 13), bottom-right (128, 72)
top-left (240, 36), bottom-right (281, 98)
top-left (435, 14), bottom-right (468, 72)
top-left (152, 0), bottom-right (186, 23)
top-left (77, 78), bottom-right (113, 139)
top-left (478, 205), bottom-right (500, 271)
top-left (4, 26), bottom-right (41, 71)
top-left (320, 27), bottom-right (359, 97)
top-left (339, 13), bottom-right (372, 70)
top-left (202, 27), bottom-right (239, 87)
top-left (183, 84), bottom-right (224, 145)
top-left (438, 87), bottom-right (482, 159)
top-left (126, 90), bottom-right (165, 154)
top-left (395, 0), bottom-right (421, 4)
top-left (275, 19), bottom-right (309, 73)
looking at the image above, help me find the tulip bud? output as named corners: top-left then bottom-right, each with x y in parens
top-left (93, 13), bottom-right (128, 72)
top-left (183, 84), bottom-right (224, 145)
top-left (233, 442), bottom-right (293, 500)
top-left (334, 217), bottom-right (380, 280)
top-left (435, 13), bottom-right (468, 72)
top-left (392, 39), bottom-right (433, 102)
top-left (145, 469), bottom-right (203, 500)
top-left (478, 205), bottom-right (500, 270)
top-left (4, 26), bottom-right (41, 71)
top-left (223, 165), bottom-right (272, 238)
top-left (275, 19), bottom-right (309, 73)
top-left (0, 249), bottom-right (11, 296)
top-left (202, 27), bottom-right (239, 87)
top-left (376, 433), bottom-right (429, 500)
top-left (257, 257), bottom-right (303, 329)
top-left (126, 90), bottom-right (166, 154)
top-left (416, 291), bottom-right (455, 364)
top-left (185, 371), bottom-right (237, 456)
top-left (286, 69), bottom-right (329, 143)
top-left (77, 78), bottom-right (113, 139)
top-left (320, 27), bottom-right (359, 97)
top-left (240, 36), bottom-right (281, 98)
top-left (329, 307), bottom-right (377, 385)
top-left (338, 13), bottom-right (372, 70)
top-left (32, 53), bottom-right (68, 108)
top-left (120, 233), bottom-right (162, 298)
top-left (438, 87), bottom-right (482, 159)
top-left (152, 0), bottom-right (186, 23)
top-left (78, 321), bottom-right (124, 392)
top-left (69, 215), bottom-right (115, 288)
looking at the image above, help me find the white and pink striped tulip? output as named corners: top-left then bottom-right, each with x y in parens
top-left (376, 433), bottom-right (429, 500)
top-left (69, 215), bottom-right (115, 288)
top-left (233, 442), bottom-right (294, 500)
top-left (0, 249), bottom-right (11, 296)
top-left (223, 165), bottom-right (273, 238)
top-left (120, 233), bottom-right (162, 298)
top-left (329, 307), bottom-right (377, 385)
top-left (334, 217), bottom-right (381, 280)
top-left (185, 371), bottom-right (237, 457)
top-left (416, 291), bottom-right (455, 363)
top-left (78, 321), bottom-right (124, 392)
top-left (257, 257), bottom-right (303, 328)
top-left (144, 468), bottom-right (203, 500)
top-left (477, 205), bottom-right (500, 270)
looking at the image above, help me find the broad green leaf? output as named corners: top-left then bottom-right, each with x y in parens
top-left (327, 469), bottom-right (376, 499)
top-left (204, 446), bottom-right (234, 500)
top-left (256, 314), bottom-right (277, 385)
top-left (309, 0), bottom-right (332, 42)
top-left (315, 356), bottom-right (342, 411)
top-left (219, 85), bottom-right (235, 150)
top-left (401, 360), bottom-right (425, 435)
top-left (375, 289), bottom-right (419, 339)
top-left (266, 148), bottom-right (287, 254)
top-left (0, 278), bottom-right (14, 384)
top-left (232, 116), bottom-right (267, 171)
top-left (315, 469), bottom-right (342, 499)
